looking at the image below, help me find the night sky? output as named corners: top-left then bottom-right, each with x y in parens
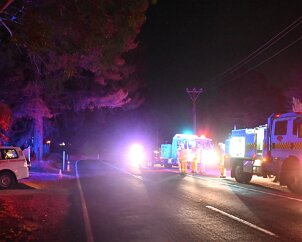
top-left (136, 0), bottom-right (302, 143)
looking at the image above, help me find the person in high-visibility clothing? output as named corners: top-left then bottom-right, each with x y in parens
top-left (218, 143), bottom-right (226, 178)
top-left (178, 145), bottom-right (187, 174)
top-left (191, 147), bottom-right (199, 173)
top-left (198, 148), bottom-right (206, 175)
top-left (177, 147), bottom-right (182, 173)
top-left (182, 147), bottom-right (188, 174)
top-left (186, 148), bottom-right (193, 172)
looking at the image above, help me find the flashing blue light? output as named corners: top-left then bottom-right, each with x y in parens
top-left (182, 129), bottom-right (193, 135)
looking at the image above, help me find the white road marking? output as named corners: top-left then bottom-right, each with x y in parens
top-left (75, 161), bottom-right (94, 242)
top-left (206, 205), bottom-right (278, 238)
top-left (187, 174), bottom-right (302, 203)
top-left (104, 162), bottom-right (144, 181)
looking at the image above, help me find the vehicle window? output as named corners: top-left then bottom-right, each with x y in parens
top-left (293, 120), bottom-right (302, 138)
top-left (1, 149), bottom-right (18, 159)
top-left (188, 140), bottom-right (196, 149)
top-left (274, 120), bottom-right (288, 135)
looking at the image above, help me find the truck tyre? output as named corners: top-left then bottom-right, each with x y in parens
top-left (0, 171), bottom-right (16, 189)
top-left (164, 163), bottom-right (172, 169)
top-left (234, 165), bottom-right (252, 184)
top-left (286, 169), bottom-right (302, 194)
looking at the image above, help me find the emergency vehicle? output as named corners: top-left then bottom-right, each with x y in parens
top-left (0, 146), bottom-right (30, 189)
top-left (225, 112), bottom-right (302, 194)
top-left (149, 148), bottom-right (162, 167)
top-left (160, 134), bottom-right (216, 168)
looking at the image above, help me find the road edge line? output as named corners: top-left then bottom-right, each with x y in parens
top-left (205, 205), bottom-right (278, 238)
top-left (103, 161), bottom-right (144, 181)
top-left (75, 160), bottom-right (94, 242)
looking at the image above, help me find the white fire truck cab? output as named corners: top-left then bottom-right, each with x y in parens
top-left (225, 112), bottom-right (302, 194)
top-left (0, 146), bottom-right (30, 189)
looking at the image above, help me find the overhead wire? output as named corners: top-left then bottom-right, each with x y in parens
top-left (208, 34), bottom-right (302, 91)
top-left (207, 15), bottom-right (302, 84)
top-left (203, 15), bottom-right (302, 91)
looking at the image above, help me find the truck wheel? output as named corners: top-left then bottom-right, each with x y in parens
top-left (234, 165), bottom-right (252, 184)
top-left (286, 169), bottom-right (302, 194)
top-left (164, 163), bottom-right (172, 169)
top-left (0, 171), bottom-right (16, 189)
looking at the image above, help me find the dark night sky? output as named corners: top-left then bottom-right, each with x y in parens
top-left (135, 0), bottom-right (302, 143)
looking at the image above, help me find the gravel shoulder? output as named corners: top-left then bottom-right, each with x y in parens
top-left (0, 164), bottom-right (86, 242)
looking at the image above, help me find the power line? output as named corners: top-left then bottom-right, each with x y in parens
top-left (224, 35), bottom-right (302, 85)
top-left (206, 34), bottom-right (302, 92)
top-left (206, 15), bottom-right (302, 86)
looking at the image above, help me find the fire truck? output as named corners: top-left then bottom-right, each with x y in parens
top-left (160, 134), bottom-right (216, 168)
top-left (225, 112), bottom-right (302, 194)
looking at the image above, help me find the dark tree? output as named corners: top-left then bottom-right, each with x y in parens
top-left (0, 102), bottom-right (12, 144)
top-left (0, 0), bottom-right (149, 159)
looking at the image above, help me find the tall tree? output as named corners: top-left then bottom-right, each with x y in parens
top-left (283, 63), bottom-right (302, 111)
top-left (2, 0), bottom-right (149, 159)
top-left (0, 102), bottom-right (12, 144)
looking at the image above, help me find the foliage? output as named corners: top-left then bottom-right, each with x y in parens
top-left (0, 102), bottom-right (12, 144)
top-left (0, 0), bottom-right (149, 153)
top-left (283, 63), bottom-right (302, 111)
top-left (292, 97), bottom-right (302, 112)
top-left (14, 0), bottom-right (148, 111)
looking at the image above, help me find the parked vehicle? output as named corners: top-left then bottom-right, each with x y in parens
top-left (149, 148), bottom-right (163, 167)
top-left (0, 146), bottom-right (30, 189)
top-left (225, 112), bottom-right (302, 194)
top-left (160, 134), bottom-right (216, 168)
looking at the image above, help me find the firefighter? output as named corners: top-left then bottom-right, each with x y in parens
top-left (198, 148), bottom-right (206, 175)
top-left (191, 147), bottom-right (199, 173)
top-left (186, 147), bottom-right (193, 172)
top-left (182, 147), bottom-right (188, 174)
top-left (177, 147), bottom-right (182, 172)
top-left (178, 145), bottom-right (187, 174)
top-left (218, 143), bottom-right (226, 178)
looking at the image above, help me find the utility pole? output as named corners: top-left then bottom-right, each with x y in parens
top-left (186, 88), bottom-right (203, 134)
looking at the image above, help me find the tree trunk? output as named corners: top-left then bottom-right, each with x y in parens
top-left (34, 114), bottom-right (43, 161)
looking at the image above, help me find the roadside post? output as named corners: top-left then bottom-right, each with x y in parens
top-left (60, 142), bottom-right (66, 171)
top-left (28, 145), bottom-right (31, 163)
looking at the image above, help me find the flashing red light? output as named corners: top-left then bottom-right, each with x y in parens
top-left (275, 114), bottom-right (280, 118)
top-left (200, 134), bottom-right (206, 139)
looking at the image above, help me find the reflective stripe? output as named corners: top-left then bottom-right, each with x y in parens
top-left (272, 142), bottom-right (302, 149)
top-left (246, 143), bottom-right (255, 150)
top-left (293, 142), bottom-right (302, 150)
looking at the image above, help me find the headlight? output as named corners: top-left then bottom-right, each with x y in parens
top-left (128, 144), bottom-right (146, 167)
top-left (202, 150), bottom-right (219, 163)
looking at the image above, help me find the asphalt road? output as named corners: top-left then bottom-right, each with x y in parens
top-left (76, 160), bottom-right (302, 242)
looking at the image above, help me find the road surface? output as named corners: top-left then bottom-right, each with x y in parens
top-left (76, 160), bottom-right (302, 242)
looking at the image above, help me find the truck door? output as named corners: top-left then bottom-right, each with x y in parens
top-left (290, 117), bottom-right (302, 159)
top-left (271, 118), bottom-right (291, 160)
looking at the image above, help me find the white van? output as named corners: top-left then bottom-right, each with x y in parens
top-left (0, 146), bottom-right (30, 189)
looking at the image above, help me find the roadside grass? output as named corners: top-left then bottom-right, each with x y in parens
top-left (0, 155), bottom-right (83, 242)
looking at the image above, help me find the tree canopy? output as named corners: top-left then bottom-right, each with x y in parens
top-left (0, 102), bottom-right (12, 144)
top-left (0, 0), bottom-right (149, 157)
